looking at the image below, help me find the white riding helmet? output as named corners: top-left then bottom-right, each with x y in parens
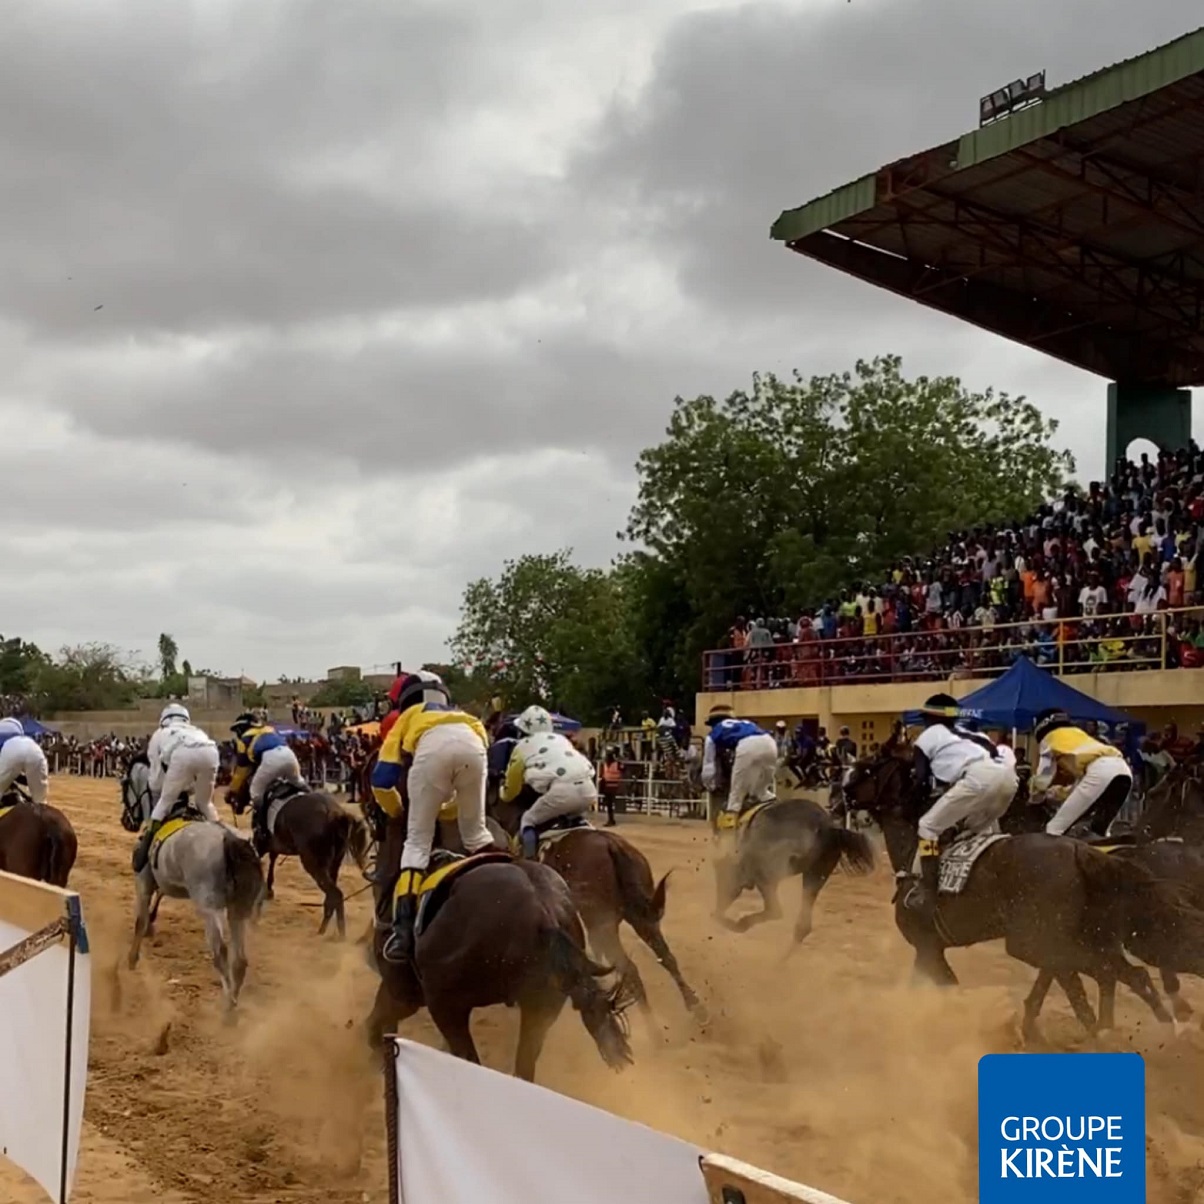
top-left (159, 703), bottom-right (190, 727)
top-left (0, 717), bottom-right (24, 739)
top-left (515, 705), bottom-right (554, 736)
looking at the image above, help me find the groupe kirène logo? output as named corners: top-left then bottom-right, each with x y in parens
top-left (978, 1053), bottom-right (1144, 1202)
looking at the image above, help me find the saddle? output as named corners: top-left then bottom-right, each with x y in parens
top-left (406, 850), bottom-right (515, 938)
top-left (0, 781), bottom-right (33, 816)
top-left (150, 802), bottom-right (207, 867)
top-left (715, 800), bottom-right (774, 835)
top-left (263, 779), bottom-right (310, 807)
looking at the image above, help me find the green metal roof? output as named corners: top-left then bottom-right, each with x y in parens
top-left (771, 28), bottom-right (1204, 385)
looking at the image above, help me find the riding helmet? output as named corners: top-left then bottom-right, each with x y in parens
top-left (395, 670), bottom-right (450, 712)
top-left (159, 702), bottom-right (190, 727)
top-left (515, 704), bottom-right (554, 736)
top-left (230, 711), bottom-right (257, 736)
top-left (1034, 708), bottom-right (1072, 744)
top-left (705, 704), bottom-right (734, 727)
top-left (919, 693), bottom-right (960, 725)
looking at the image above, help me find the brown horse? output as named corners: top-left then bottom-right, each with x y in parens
top-left (488, 786), bottom-right (703, 1021)
top-left (845, 743), bottom-right (1183, 1042)
top-left (0, 787), bottom-right (78, 887)
top-left (365, 843), bottom-right (634, 1082)
top-left (227, 780), bottom-right (370, 938)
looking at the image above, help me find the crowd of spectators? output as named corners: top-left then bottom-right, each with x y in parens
top-left (711, 445), bottom-right (1204, 689)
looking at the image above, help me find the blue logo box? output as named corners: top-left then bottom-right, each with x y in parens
top-left (978, 1053), bottom-right (1144, 1202)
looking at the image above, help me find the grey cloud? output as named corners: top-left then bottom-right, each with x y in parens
top-left (0, 0), bottom-right (556, 338)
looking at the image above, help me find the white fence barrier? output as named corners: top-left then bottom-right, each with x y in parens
top-left (0, 872), bottom-right (90, 1202)
top-left (385, 1038), bottom-right (853, 1204)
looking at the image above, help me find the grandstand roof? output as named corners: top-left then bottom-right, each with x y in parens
top-left (771, 27), bottom-right (1204, 387)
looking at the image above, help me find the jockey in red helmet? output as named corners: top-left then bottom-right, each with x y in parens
top-left (379, 674), bottom-right (407, 743)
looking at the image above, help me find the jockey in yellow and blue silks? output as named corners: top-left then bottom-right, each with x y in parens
top-left (229, 712), bottom-right (306, 852)
top-left (371, 670), bottom-right (496, 965)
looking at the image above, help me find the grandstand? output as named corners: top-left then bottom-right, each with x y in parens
top-left (697, 28), bottom-right (1204, 746)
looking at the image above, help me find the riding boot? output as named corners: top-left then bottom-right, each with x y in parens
top-left (520, 826), bottom-right (538, 859)
top-left (382, 869), bottom-right (422, 965)
top-left (132, 819), bottom-right (162, 874)
top-left (908, 841), bottom-right (942, 920)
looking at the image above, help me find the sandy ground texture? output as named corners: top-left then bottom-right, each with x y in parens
top-left (3, 777), bottom-right (1204, 1203)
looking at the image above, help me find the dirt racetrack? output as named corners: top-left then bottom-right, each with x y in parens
top-left (4, 777), bottom-right (1204, 1203)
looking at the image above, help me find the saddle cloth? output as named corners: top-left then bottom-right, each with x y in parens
top-left (0, 804), bottom-right (16, 825)
top-left (715, 800), bottom-right (775, 833)
top-left (407, 850), bottom-right (515, 938)
top-left (150, 814), bottom-right (199, 868)
top-left (535, 817), bottom-right (593, 859)
top-left (938, 832), bottom-right (1009, 895)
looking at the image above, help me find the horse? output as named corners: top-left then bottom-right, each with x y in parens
top-left (844, 740), bottom-right (1185, 1042)
top-left (120, 752), bottom-right (154, 833)
top-left (127, 808), bottom-right (265, 1014)
top-left (488, 785), bottom-right (703, 1022)
top-left (227, 779), bottom-right (370, 939)
top-left (709, 794), bottom-right (876, 948)
top-left (0, 783), bottom-right (78, 887)
top-left (364, 846), bottom-right (634, 1083)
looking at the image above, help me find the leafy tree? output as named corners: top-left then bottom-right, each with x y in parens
top-left (624, 355), bottom-right (1075, 694)
top-left (157, 632), bottom-right (179, 679)
top-left (35, 644), bottom-right (142, 712)
top-left (449, 551), bottom-right (646, 722)
top-left (309, 677), bottom-right (375, 708)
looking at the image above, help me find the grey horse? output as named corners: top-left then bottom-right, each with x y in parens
top-left (126, 762), bottom-right (265, 1013)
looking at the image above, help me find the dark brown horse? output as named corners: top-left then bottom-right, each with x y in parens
top-left (0, 787), bottom-right (78, 887)
top-left (227, 780), bottom-right (370, 938)
top-left (488, 786), bottom-right (703, 1021)
top-left (365, 842), bottom-right (634, 1082)
top-left (845, 743), bottom-right (1182, 1042)
top-left (709, 796), bottom-right (875, 948)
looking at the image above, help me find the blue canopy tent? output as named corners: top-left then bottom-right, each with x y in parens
top-left (903, 657), bottom-right (1143, 746)
top-left (18, 716), bottom-right (55, 737)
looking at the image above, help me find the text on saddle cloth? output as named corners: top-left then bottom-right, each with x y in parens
top-left (938, 832), bottom-right (1010, 896)
top-left (398, 850), bottom-right (516, 939)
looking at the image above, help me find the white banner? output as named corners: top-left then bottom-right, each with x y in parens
top-left (390, 1038), bottom-right (709, 1204)
top-left (0, 873), bottom-right (90, 1203)
top-left (388, 1038), bottom-right (856, 1204)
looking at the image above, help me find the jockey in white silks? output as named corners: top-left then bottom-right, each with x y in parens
top-left (0, 717), bottom-right (50, 804)
top-left (133, 704), bottom-right (221, 872)
top-left (701, 705), bottom-right (778, 835)
top-left (907, 693), bottom-right (1018, 921)
top-left (504, 705), bottom-right (597, 859)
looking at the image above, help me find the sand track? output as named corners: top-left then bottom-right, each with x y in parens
top-left (3, 778), bottom-right (1204, 1202)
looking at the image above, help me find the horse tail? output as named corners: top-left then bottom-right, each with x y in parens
top-left (40, 812), bottom-right (77, 888)
top-left (819, 822), bottom-right (876, 876)
top-left (605, 834), bottom-right (667, 925)
top-left (542, 925), bottom-right (634, 1072)
top-left (340, 810), bottom-right (371, 874)
top-left (222, 831), bottom-right (265, 923)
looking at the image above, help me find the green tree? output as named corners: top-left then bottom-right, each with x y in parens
top-left (35, 643), bottom-right (142, 713)
top-left (449, 551), bottom-right (646, 722)
top-left (308, 677), bottom-right (375, 708)
top-left (625, 355), bottom-right (1075, 694)
top-left (157, 632), bottom-right (179, 679)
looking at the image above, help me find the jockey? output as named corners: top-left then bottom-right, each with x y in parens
top-left (908, 693), bottom-right (1018, 919)
top-left (229, 712), bottom-right (307, 852)
top-left (133, 704), bottom-right (221, 872)
top-left (0, 717), bottom-right (49, 805)
top-left (371, 671), bottom-right (495, 966)
top-left (1032, 708), bottom-right (1132, 838)
top-left (505, 705), bottom-right (597, 858)
top-left (701, 705), bottom-right (778, 833)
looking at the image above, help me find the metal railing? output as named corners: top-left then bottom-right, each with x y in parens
top-left (703, 604), bottom-right (1204, 691)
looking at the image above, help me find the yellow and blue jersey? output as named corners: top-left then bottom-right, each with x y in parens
top-left (230, 725), bottom-right (288, 794)
top-left (371, 703), bottom-right (487, 817)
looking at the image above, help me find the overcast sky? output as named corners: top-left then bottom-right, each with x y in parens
top-left (3, 0), bottom-right (1201, 681)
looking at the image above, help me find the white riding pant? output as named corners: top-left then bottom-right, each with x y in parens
top-left (151, 743), bottom-right (220, 823)
top-left (914, 759), bottom-right (1018, 868)
top-left (401, 724), bottom-right (494, 873)
top-left (725, 733), bottom-right (779, 813)
top-left (1046, 756), bottom-right (1132, 837)
top-left (522, 778), bottom-right (596, 829)
top-left (249, 746), bottom-right (305, 806)
top-left (0, 740), bottom-right (48, 804)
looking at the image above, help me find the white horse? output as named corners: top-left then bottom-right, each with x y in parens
top-left (126, 762), bottom-right (265, 1013)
